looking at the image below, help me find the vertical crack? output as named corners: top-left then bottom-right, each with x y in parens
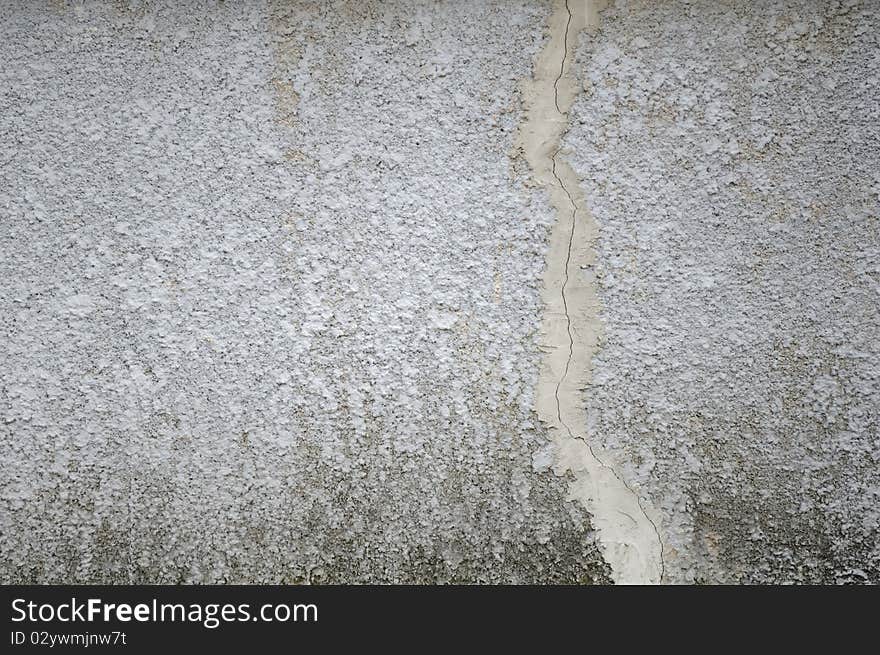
top-left (548, 0), bottom-right (666, 583)
top-left (552, 3), bottom-right (572, 114)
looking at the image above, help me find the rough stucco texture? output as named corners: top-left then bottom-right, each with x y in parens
top-left (0, 0), bottom-right (878, 585)
top-left (1, 0), bottom-right (612, 584)
top-left (569, 0), bottom-right (880, 583)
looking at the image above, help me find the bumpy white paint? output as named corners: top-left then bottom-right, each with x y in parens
top-left (0, 0), bottom-right (613, 584)
top-left (568, 0), bottom-right (880, 584)
top-left (2, 0), bottom-right (877, 585)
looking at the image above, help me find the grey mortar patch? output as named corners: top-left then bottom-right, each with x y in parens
top-left (517, 0), bottom-right (663, 583)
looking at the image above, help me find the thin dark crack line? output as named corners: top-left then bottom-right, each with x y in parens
top-left (553, 0), bottom-right (572, 114)
top-left (548, 0), bottom-right (666, 583)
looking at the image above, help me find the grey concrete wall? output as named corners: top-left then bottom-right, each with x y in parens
top-left (569, 0), bottom-right (880, 583)
top-left (0, 0), bottom-right (877, 584)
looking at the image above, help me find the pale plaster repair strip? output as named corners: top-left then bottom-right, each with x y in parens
top-left (516, 0), bottom-right (665, 584)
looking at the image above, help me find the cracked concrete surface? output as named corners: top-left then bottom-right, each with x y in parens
top-left (518, 0), bottom-right (662, 584)
top-left (1, 0), bottom-right (878, 584)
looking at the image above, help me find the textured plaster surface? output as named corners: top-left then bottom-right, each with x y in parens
top-left (1, 0), bottom-right (612, 584)
top-left (1, 0), bottom-right (878, 585)
top-left (568, 0), bottom-right (880, 583)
